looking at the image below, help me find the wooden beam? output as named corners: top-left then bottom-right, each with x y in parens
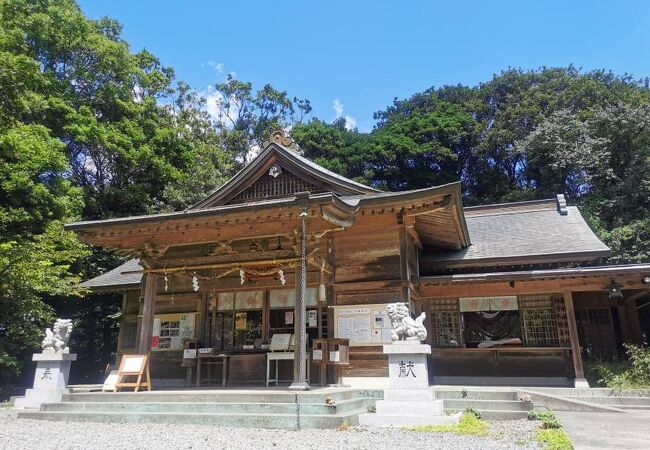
top-left (417, 274), bottom-right (650, 298)
top-left (563, 291), bottom-right (586, 383)
top-left (82, 216), bottom-right (342, 251)
top-left (136, 273), bottom-right (156, 355)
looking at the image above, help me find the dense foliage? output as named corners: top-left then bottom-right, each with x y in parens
top-left (1, 0), bottom-right (648, 393)
top-left (293, 67), bottom-right (650, 263)
top-left (587, 344), bottom-right (650, 389)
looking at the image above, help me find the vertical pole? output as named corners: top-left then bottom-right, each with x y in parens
top-left (563, 291), bottom-right (588, 387)
top-left (136, 273), bottom-right (156, 355)
top-left (290, 201), bottom-right (310, 390)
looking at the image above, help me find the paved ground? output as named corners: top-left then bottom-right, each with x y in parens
top-left (0, 415), bottom-right (542, 450)
top-left (556, 410), bottom-right (650, 450)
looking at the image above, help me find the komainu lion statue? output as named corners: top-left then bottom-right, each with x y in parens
top-left (41, 318), bottom-right (73, 353)
top-left (386, 302), bottom-right (427, 342)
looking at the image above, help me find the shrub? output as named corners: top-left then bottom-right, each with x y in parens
top-left (587, 344), bottom-right (650, 389)
top-left (528, 410), bottom-right (562, 429)
top-left (464, 407), bottom-right (481, 419)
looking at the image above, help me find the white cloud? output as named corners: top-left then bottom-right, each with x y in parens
top-left (333, 98), bottom-right (344, 118)
top-left (332, 98), bottom-right (357, 131)
top-left (201, 84), bottom-right (242, 129)
top-left (204, 87), bottom-right (222, 122)
top-left (202, 60), bottom-right (225, 76)
top-left (344, 115), bottom-right (357, 130)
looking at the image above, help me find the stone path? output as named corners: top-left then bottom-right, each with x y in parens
top-left (556, 410), bottom-right (650, 450)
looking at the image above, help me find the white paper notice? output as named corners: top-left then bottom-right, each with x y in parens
top-left (313, 349), bottom-right (323, 361)
top-left (308, 310), bottom-right (317, 327)
top-left (152, 319), bottom-right (161, 337)
top-left (337, 315), bottom-right (371, 344)
top-left (179, 314), bottom-right (195, 338)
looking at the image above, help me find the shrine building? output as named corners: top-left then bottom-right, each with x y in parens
top-left (66, 130), bottom-right (650, 388)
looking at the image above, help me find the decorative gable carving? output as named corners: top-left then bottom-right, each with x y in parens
top-left (226, 167), bottom-right (324, 204)
top-left (190, 130), bottom-right (379, 209)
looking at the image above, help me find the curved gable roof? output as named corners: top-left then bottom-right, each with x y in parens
top-left (190, 137), bottom-right (379, 210)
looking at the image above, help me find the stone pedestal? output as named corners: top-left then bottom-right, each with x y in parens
top-left (574, 377), bottom-right (590, 388)
top-left (359, 343), bottom-right (459, 427)
top-left (14, 352), bottom-right (77, 409)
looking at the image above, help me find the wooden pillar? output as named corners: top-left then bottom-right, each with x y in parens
top-left (617, 304), bottom-right (631, 343)
top-left (624, 297), bottom-right (643, 345)
top-left (563, 291), bottom-right (587, 386)
top-left (136, 273), bottom-right (157, 355)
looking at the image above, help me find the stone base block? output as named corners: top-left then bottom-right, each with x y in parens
top-left (376, 399), bottom-right (443, 416)
top-left (13, 388), bottom-right (68, 409)
top-left (387, 353), bottom-right (430, 390)
top-left (359, 411), bottom-right (461, 427)
top-left (383, 388), bottom-right (433, 401)
top-left (574, 378), bottom-right (590, 388)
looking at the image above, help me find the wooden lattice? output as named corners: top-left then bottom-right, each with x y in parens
top-left (519, 294), bottom-right (564, 346)
top-left (429, 298), bottom-right (462, 348)
top-left (553, 295), bottom-right (570, 345)
top-left (227, 170), bottom-right (324, 204)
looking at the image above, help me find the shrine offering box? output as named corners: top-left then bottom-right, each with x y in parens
top-left (328, 338), bottom-right (349, 365)
top-left (312, 339), bottom-right (328, 364)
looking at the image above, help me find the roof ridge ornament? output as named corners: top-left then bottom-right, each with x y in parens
top-left (263, 130), bottom-right (302, 154)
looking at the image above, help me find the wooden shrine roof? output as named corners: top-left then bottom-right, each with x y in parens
top-left (419, 196), bottom-right (610, 271)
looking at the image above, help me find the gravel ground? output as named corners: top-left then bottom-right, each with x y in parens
top-left (0, 415), bottom-right (542, 450)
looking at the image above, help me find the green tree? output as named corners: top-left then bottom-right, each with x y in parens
top-left (0, 124), bottom-right (86, 390)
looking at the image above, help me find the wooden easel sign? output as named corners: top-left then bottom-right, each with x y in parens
top-left (115, 355), bottom-right (151, 392)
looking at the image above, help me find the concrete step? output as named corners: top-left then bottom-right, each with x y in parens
top-left (40, 398), bottom-right (373, 415)
top-left (473, 410), bottom-right (530, 421)
top-left (618, 405), bottom-right (650, 411)
top-left (443, 399), bottom-right (532, 412)
top-left (60, 389), bottom-right (369, 404)
top-left (17, 408), bottom-right (367, 429)
top-left (434, 390), bottom-right (518, 401)
top-left (568, 396), bottom-right (650, 407)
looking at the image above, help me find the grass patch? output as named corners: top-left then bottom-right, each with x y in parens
top-left (528, 410), bottom-right (562, 429)
top-left (410, 413), bottom-right (489, 436)
top-left (535, 428), bottom-right (573, 450)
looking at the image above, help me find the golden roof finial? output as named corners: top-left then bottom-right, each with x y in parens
top-left (265, 129), bottom-right (301, 152)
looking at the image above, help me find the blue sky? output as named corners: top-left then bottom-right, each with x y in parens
top-left (78, 1), bottom-right (650, 132)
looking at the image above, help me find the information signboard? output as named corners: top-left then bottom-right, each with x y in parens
top-left (333, 304), bottom-right (393, 346)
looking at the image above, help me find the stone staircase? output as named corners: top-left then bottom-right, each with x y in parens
top-left (17, 389), bottom-right (379, 429)
top-left (435, 388), bottom-right (533, 420)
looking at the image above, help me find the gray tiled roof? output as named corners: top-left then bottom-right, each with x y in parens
top-left (81, 258), bottom-right (142, 290)
top-left (422, 206), bottom-right (609, 266)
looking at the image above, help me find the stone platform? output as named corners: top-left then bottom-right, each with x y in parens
top-left (14, 352), bottom-right (76, 409)
top-left (16, 388), bottom-right (381, 429)
top-left (359, 343), bottom-right (459, 427)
